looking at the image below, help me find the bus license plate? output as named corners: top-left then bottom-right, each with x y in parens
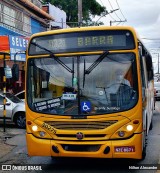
top-left (115, 146), bottom-right (135, 152)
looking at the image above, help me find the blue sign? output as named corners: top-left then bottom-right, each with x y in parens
top-left (9, 36), bottom-right (29, 61)
top-left (80, 101), bottom-right (91, 112)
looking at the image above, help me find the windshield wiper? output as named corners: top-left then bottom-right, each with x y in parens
top-left (83, 51), bottom-right (109, 88)
top-left (85, 51), bottom-right (109, 75)
top-left (31, 42), bottom-right (74, 73)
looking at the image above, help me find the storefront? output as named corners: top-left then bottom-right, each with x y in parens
top-left (0, 36), bottom-right (29, 94)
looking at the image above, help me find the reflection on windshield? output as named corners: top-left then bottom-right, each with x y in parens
top-left (27, 53), bottom-right (138, 116)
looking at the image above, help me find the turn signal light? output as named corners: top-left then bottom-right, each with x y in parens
top-left (133, 120), bottom-right (139, 124)
top-left (27, 121), bottom-right (32, 125)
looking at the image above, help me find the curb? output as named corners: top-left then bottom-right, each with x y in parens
top-left (157, 158), bottom-right (160, 173)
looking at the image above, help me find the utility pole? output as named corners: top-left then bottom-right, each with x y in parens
top-left (0, 52), bottom-right (10, 132)
top-left (78, 0), bottom-right (82, 27)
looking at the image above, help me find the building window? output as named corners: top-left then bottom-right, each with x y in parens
top-left (23, 15), bottom-right (31, 33)
top-left (3, 5), bottom-right (15, 27)
top-left (3, 5), bottom-right (15, 28)
top-left (15, 11), bottom-right (23, 31)
top-left (0, 2), bottom-right (31, 35)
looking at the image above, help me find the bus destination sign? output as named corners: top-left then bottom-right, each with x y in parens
top-left (29, 30), bottom-right (135, 55)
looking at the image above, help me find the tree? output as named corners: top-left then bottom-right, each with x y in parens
top-left (42, 0), bottom-right (106, 27)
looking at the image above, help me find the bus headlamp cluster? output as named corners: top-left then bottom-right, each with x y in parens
top-left (117, 124), bottom-right (134, 137)
top-left (111, 120), bottom-right (140, 139)
top-left (31, 125), bottom-right (46, 137)
top-left (27, 121), bottom-right (52, 139)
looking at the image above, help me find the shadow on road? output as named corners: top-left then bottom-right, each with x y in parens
top-left (43, 157), bottom-right (140, 171)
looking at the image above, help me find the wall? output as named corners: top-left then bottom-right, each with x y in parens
top-left (48, 3), bottom-right (67, 29)
top-left (31, 18), bottom-right (46, 34)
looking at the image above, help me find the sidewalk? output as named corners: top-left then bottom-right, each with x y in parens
top-left (0, 124), bottom-right (25, 159)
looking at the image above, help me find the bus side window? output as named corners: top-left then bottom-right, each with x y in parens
top-left (139, 47), bottom-right (146, 100)
top-left (145, 54), bottom-right (154, 81)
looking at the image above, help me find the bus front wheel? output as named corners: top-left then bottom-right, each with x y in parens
top-left (141, 129), bottom-right (147, 160)
top-left (14, 112), bottom-right (26, 129)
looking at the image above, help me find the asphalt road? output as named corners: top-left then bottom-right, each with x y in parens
top-left (0, 102), bottom-right (160, 173)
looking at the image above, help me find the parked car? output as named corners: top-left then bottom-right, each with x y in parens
top-left (15, 90), bottom-right (25, 102)
top-left (154, 82), bottom-right (160, 100)
top-left (0, 92), bottom-right (26, 128)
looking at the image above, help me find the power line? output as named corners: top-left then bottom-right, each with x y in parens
top-left (107, 0), bottom-right (121, 21)
top-left (97, 0), bottom-right (117, 21)
top-left (95, 8), bottom-right (119, 23)
top-left (110, 20), bottom-right (127, 26)
top-left (115, 0), bottom-right (127, 21)
top-left (106, 0), bottom-right (127, 26)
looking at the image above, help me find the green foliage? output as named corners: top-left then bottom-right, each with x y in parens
top-left (42, 0), bottom-right (106, 27)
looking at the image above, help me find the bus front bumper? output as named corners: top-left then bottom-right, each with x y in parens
top-left (26, 133), bottom-right (143, 159)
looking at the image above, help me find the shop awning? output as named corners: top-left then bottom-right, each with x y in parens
top-left (0, 36), bottom-right (10, 60)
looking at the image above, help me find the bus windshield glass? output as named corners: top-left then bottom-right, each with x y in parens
top-left (27, 52), bottom-right (138, 116)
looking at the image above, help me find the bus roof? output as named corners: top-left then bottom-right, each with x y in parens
top-left (30, 26), bottom-right (138, 39)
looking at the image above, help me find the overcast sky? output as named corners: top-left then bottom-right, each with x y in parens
top-left (95, 0), bottom-right (160, 73)
top-left (95, 0), bottom-right (160, 50)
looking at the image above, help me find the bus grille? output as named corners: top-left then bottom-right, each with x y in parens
top-left (44, 120), bottom-right (118, 130)
top-left (61, 144), bottom-right (100, 152)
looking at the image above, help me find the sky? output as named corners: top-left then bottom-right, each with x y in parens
top-left (95, 0), bottom-right (160, 73)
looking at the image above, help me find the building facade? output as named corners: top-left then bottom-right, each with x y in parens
top-left (42, 3), bottom-right (68, 29)
top-left (0, 0), bottom-right (54, 94)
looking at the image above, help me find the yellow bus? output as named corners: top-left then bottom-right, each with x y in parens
top-left (25, 26), bottom-right (154, 160)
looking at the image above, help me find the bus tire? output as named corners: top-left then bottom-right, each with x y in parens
top-left (149, 120), bottom-right (153, 130)
top-left (142, 146), bottom-right (146, 160)
top-left (141, 123), bottom-right (147, 160)
top-left (14, 112), bottom-right (26, 129)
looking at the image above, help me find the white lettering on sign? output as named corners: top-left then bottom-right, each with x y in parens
top-left (11, 36), bottom-right (28, 48)
top-left (62, 94), bottom-right (77, 100)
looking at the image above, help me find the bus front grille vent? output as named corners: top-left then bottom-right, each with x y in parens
top-left (45, 120), bottom-right (118, 130)
top-left (61, 144), bottom-right (101, 152)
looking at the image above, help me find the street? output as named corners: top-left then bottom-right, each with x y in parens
top-left (0, 102), bottom-right (160, 173)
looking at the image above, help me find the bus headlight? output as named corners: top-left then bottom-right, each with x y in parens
top-left (39, 131), bottom-right (46, 137)
top-left (118, 131), bottom-right (125, 137)
top-left (32, 125), bottom-right (38, 131)
top-left (126, 125), bottom-right (133, 131)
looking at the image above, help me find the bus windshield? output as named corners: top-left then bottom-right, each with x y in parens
top-left (27, 52), bottom-right (138, 116)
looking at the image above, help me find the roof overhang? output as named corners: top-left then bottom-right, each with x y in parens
top-left (18, 0), bottom-right (54, 21)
